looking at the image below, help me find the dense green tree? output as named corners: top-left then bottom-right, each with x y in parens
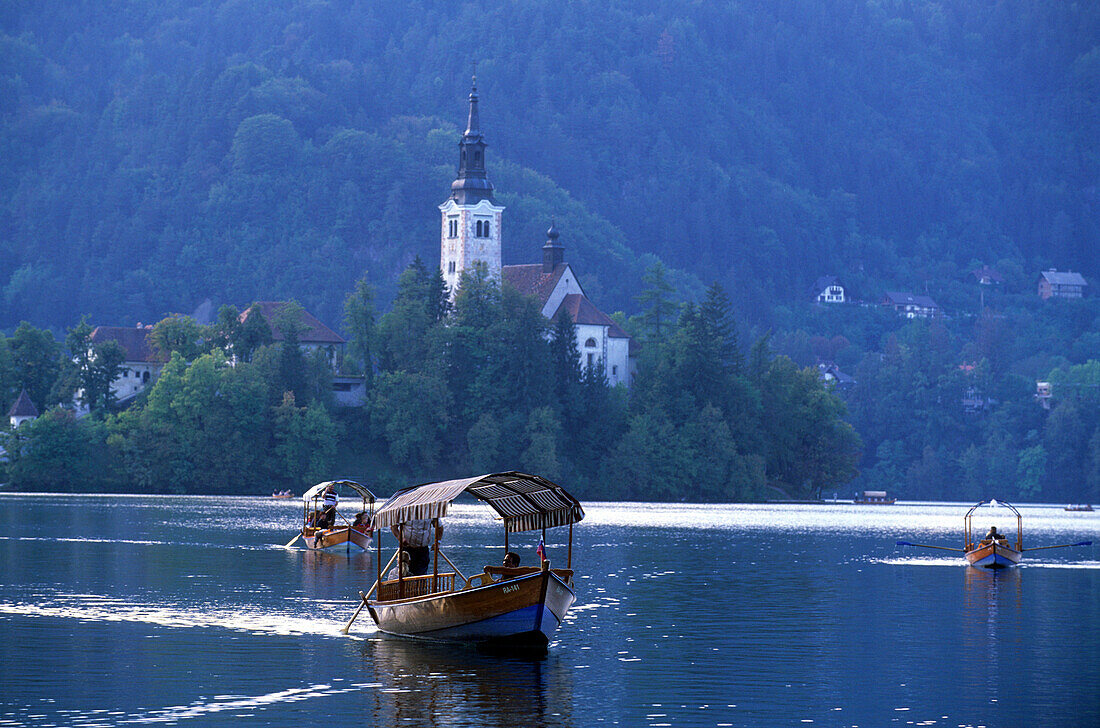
top-left (235, 304), bottom-right (274, 363)
top-left (273, 393), bottom-right (338, 489)
top-left (369, 371), bottom-right (452, 469)
top-left (760, 356), bottom-right (862, 499)
top-left (2, 409), bottom-right (118, 491)
top-left (9, 322), bottom-right (60, 409)
top-left (148, 315), bottom-right (205, 362)
top-left (375, 258), bottom-right (441, 373)
top-left (343, 276), bottom-right (377, 380)
top-left (635, 262), bottom-right (679, 344)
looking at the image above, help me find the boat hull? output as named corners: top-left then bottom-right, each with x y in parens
top-left (367, 571), bottom-right (575, 648)
top-left (966, 541), bottom-right (1022, 569)
top-left (307, 527), bottom-right (371, 553)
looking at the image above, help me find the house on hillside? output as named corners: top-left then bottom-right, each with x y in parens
top-left (881, 291), bottom-right (941, 319)
top-left (816, 361), bottom-right (855, 389)
top-left (811, 276), bottom-right (846, 303)
top-left (1037, 269), bottom-right (1088, 300)
top-left (7, 389), bottom-right (39, 428)
top-left (88, 324), bottom-right (164, 403)
top-left (437, 80), bottom-right (635, 386)
top-left (239, 301), bottom-right (366, 406)
top-left (971, 266), bottom-right (1004, 286)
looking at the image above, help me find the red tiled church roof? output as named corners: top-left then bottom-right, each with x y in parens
top-left (502, 264), bottom-right (569, 306)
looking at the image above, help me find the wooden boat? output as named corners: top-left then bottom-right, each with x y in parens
top-left (853, 490), bottom-right (896, 505)
top-left (897, 498), bottom-right (1092, 568)
top-left (963, 499), bottom-right (1022, 568)
top-left (344, 471), bottom-right (584, 654)
top-left (272, 490), bottom-right (294, 499)
top-left (1065, 504), bottom-right (1094, 512)
top-left (285, 480), bottom-right (375, 554)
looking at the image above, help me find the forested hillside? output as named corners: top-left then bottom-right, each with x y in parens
top-left (2, 1), bottom-right (1098, 502)
top-left (2, 0), bottom-right (1097, 327)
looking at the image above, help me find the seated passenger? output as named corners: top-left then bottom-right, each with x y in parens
top-left (387, 550), bottom-right (412, 581)
top-left (503, 551), bottom-right (520, 569)
top-left (352, 511), bottom-right (370, 534)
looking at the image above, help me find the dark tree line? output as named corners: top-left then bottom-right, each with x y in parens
top-left (1, 263), bottom-right (860, 500)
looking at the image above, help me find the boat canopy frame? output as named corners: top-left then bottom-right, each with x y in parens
top-left (302, 480), bottom-right (376, 531)
top-left (372, 471), bottom-right (584, 534)
top-left (964, 499), bottom-right (1022, 551)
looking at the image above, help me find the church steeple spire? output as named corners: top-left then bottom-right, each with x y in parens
top-left (451, 74), bottom-right (493, 204)
top-left (465, 75), bottom-right (481, 137)
top-left (440, 74), bottom-right (505, 299)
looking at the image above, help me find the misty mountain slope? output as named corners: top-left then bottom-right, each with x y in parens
top-left (1, 0), bottom-right (1096, 329)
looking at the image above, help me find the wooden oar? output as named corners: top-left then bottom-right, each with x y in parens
top-left (284, 531), bottom-right (301, 548)
top-left (340, 591), bottom-right (368, 635)
top-left (1023, 540), bottom-right (1093, 552)
top-left (896, 540), bottom-right (965, 552)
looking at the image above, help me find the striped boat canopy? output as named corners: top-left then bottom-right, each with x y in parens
top-left (302, 480), bottom-right (376, 504)
top-left (373, 472), bottom-right (585, 533)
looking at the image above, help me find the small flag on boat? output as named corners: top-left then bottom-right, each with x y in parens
top-left (537, 537), bottom-right (546, 562)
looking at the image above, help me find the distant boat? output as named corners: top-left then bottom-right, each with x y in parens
top-left (284, 480), bottom-right (375, 554)
top-left (272, 490), bottom-right (294, 499)
top-left (853, 490), bottom-right (896, 505)
top-left (1065, 504), bottom-right (1094, 512)
top-left (343, 471), bottom-right (584, 654)
top-left (897, 498), bottom-right (1093, 568)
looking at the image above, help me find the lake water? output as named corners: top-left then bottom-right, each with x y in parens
top-left (1, 495), bottom-right (1098, 727)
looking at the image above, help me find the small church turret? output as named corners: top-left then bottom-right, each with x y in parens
top-left (542, 220), bottom-right (564, 273)
top-left (440, 74), bottom-right (505, 298)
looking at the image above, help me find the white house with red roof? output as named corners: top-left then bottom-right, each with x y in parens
top-left (88, 324), bottom-right (163, 402)
top-left (439, 81), bottom-right (635, 386)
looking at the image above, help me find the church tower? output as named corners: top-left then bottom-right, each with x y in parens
top-left (439, 77), bottom-right (505, 298)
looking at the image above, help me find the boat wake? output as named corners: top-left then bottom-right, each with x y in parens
top-left (0, 535), bottom-right (295, 551)
top-left (11, 680), bottom-right (380, 726)
top-left (0, 592), bottom-right (375, 637)
top-left (874, 556), bottom-right (961, 567)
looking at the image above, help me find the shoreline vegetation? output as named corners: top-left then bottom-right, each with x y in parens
top-left (0, 266), bottom-right (860, 502)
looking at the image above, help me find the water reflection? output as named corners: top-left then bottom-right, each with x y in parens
top-left (360, 637), bottom-right (575, 727)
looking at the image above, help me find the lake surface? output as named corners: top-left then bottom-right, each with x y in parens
top-left (1, 495), bottom-right (1098, 727)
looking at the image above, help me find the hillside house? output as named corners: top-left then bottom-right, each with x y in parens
top-left (971, 266), bottom-right (1004, 286)
top-left (7, 389), bottom-right (39, 428)
top-left (816, 361), bottom-right (855, 389)
top-left (812, 276), bottom-right (846, 303)
top-left (881, 291), bottom-right (941, 319)
top-left (88, 325), bottom-right (163, 403)
top-left (1038, 270), bottom-right (1088, 300)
